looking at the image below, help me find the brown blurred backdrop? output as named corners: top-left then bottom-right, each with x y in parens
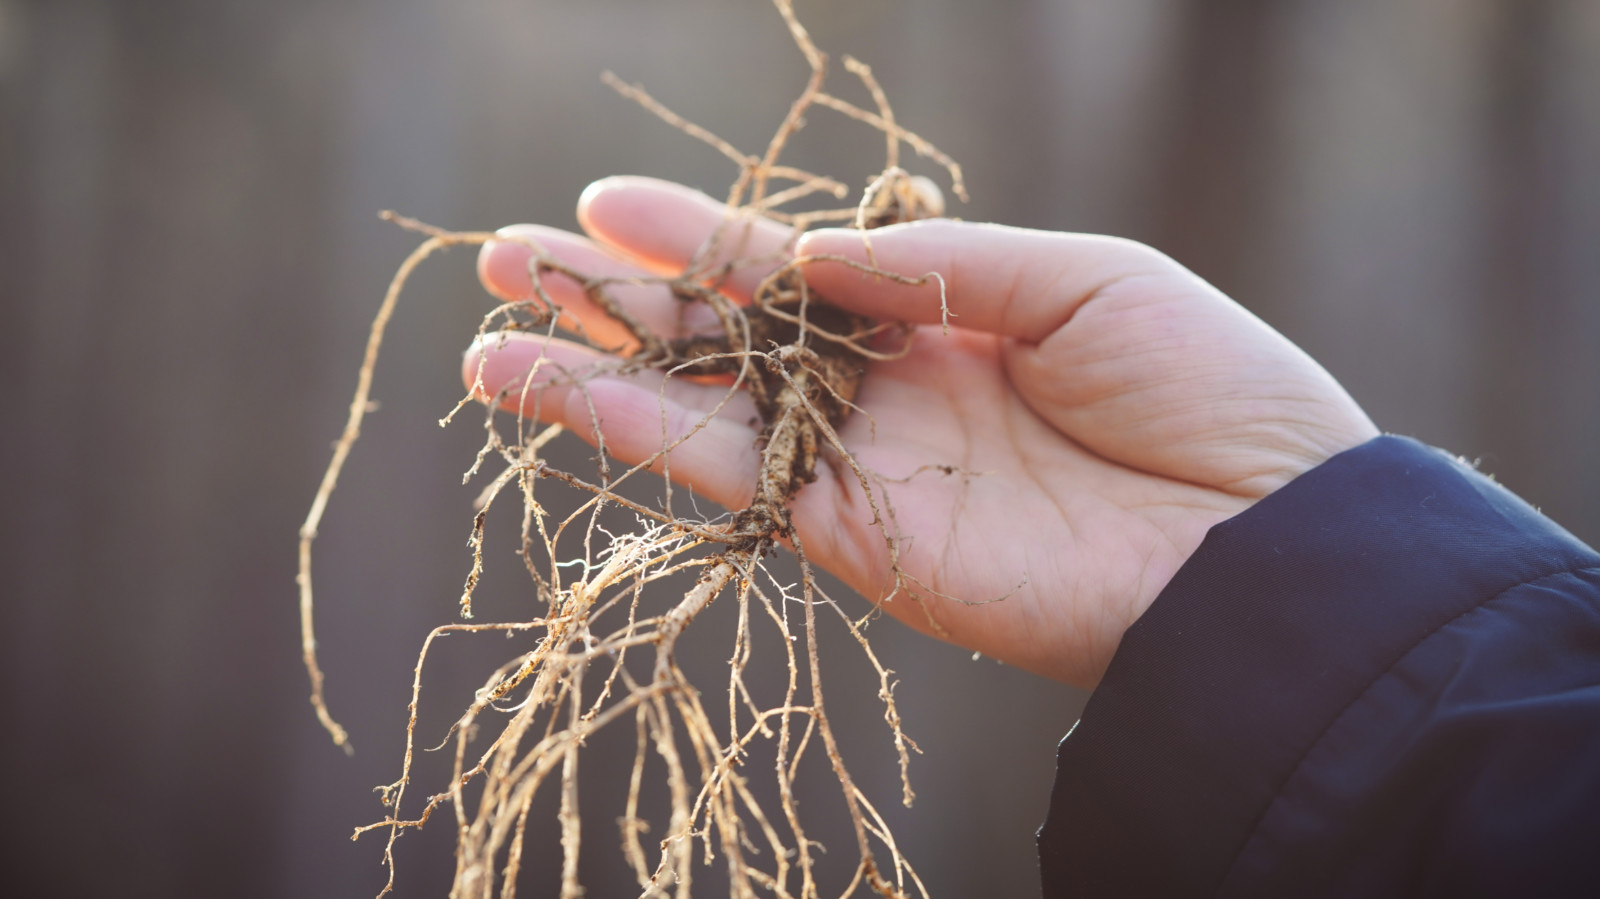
top-left (2, 1), bottom-right (1597, 896)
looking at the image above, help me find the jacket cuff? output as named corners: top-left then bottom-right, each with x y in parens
top-left (1037, 435), bottom-right (1596, 895)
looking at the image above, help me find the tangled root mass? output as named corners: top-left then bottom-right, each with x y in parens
top-left (298, 3), bottom-right (969, 896)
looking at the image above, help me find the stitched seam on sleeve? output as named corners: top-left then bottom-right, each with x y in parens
top-left (1212, 562), bottom-right (1600, 896)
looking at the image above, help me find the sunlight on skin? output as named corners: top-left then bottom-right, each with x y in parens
top-left (465, 176), bottom-right (1378, 688)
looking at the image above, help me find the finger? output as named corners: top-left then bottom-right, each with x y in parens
top-left (462, 332), bottom-right (761, 511)
top-left (477, 224), bottom-right (699, 350)
top-left (795, 220), bottom-right (1185, 343)
top-left (578, 176), bottom-right (797, 303)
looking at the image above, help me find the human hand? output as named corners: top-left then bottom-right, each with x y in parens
top-left (465, 176), bottom-right (1378, 688)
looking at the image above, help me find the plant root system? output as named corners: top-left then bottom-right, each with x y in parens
top-left (299, 2), bottom-right (966, 896)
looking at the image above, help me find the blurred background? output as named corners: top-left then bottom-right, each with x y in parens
top-left (2, 0), bottom-right (1597, 896)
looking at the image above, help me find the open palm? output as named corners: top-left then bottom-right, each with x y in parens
top-left (467, 177), bottom-right (1377, 688)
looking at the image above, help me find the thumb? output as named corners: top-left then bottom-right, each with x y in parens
top-left (796, 219), bottom-right (1181, 343)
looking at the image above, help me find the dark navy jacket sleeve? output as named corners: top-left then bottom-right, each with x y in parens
top-left (1038, 435), bottom-right (1600, 898)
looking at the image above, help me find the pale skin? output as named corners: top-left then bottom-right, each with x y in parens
top-left (465, 176), bottom-right (1379, 690)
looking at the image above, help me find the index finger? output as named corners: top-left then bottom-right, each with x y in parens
top-left (477, 177), bottom-right (801, 348)
top-left (577, 176), bottom-right (798, 304)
